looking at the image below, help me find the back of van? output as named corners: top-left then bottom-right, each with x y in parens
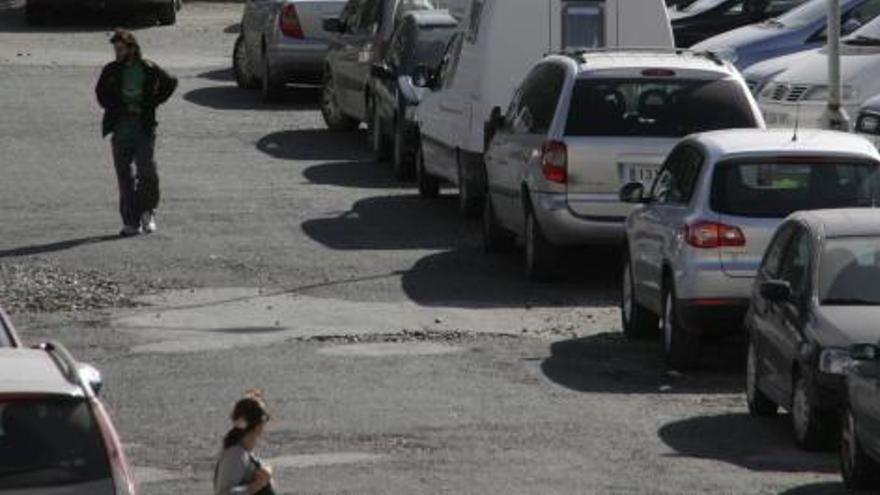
top-left (559, 61), bottom-right (762, 237)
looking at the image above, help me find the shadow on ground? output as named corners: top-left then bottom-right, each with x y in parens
top-left (258, 129), bottom-right (366, 162)
top-left (659, 413), bottom-right (838, 473)
top-left (184, 86), bottom-right (320, 111)
top-left (778, 482), bottom-right (848, 494)
top-left (0, 6), bottom-right (159, 33)
top-left (0, 235), bottom-right (122, 258)
top-left (303, 160), bottom-right (411, 189)
top-left (541, 331), bottom-right (744, 394)
top-left (198, 68), bottom-right (233, 82)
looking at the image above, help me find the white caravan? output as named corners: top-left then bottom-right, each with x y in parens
top-left (414, 0), bottom-right (676, 216)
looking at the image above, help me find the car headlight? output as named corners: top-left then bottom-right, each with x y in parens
top-left (715, 48), bottom-right (738, 64)
top-left (819, 348), bottom-right (855, 375)
top-left (857, 113), bottom-right (880, 134)
top-left (803, 85), bottom-right (858, 101)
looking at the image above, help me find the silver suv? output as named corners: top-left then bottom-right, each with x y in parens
top-left (620, 129), bottom-right (880, 369)
top-left (482, 49), bottom-right (763, 281)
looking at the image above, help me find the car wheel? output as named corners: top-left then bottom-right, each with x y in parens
top-left (482, 195), bottom-right (515, 254)
top-left (746, 339), bottom-right (778, 416)
top-left (662, 280), bottom-right (699, 370)
top-left (392, 117), bottom-right (415, 181)
top-left (791, 372), bottom-right (834, 451)
top-left (457, 158), bottom-right (482, 218)
top-left (620, 250), bottom-right (659, 340)
top-left (25, 2), bottom-right (47, 25)
top-left (369, 104), bottom-right (391, 162)
top-left (416, 145), bottom-right (440, 199)
top-left (524, 206), bottom-right (556, 282)
top-left (261, 52), bottom-right (284, 103)
top-left (157, 0), bottom-right (176, 25)
top-left (841, 406), bottom-right (880, 489)
top-left (321, 71), bottom-right (359, 131)
top-left (233, 35), bottom-right (259, 90)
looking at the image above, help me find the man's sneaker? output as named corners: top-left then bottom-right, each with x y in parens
top-left (120, 225), bottom-right (141, 237)
top-left (141, 211), bottom-right (156, 234)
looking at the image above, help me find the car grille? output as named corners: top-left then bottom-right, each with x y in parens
top-left (764, 82), bottom-right (812, 102)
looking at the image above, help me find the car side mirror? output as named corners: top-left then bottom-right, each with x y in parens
top-left (851, 343), bottom-right (880, 361)
top-left (760, 280), bottom-right (792, 302)
top-left (323, 18), bottom-right (346, 34)
top-left (78, 363), bottom-right (103, 396)
top-left (484, 106), bottom-right (506, 146)
top-left (857, 113), bottom-right (880, 135)
top-left (619, 182), bottom-right (647, 203)
top-left (412, 64), bottom-right (438, 90)
top-left (371, 63), bottom-right (395, 80)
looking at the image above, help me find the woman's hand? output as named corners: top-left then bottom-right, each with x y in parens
top-left (248, 466), bottom-right (273, 494)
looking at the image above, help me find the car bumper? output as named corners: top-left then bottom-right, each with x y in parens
top-left (674, 260), bottom-right (756, 301)
top-left (813, 372), bottom-right (847, 409)
top-left (266, 39), bottom-right (329, 84)
top-left (677, 298), bottom-right (750, 333)
top-left (531, 192), bottom-right (626, 246)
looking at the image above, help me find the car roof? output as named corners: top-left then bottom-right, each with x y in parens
top-left (546, 50), bottom-right (735, 75)
top-left (0, 348), bottom-right (81, 396)
top-left (792, 208), bottom-right (880, 238)
top-left (689, 129), bottom-right (880, 159)
top-left (405, 9), bottom-right (457, 27)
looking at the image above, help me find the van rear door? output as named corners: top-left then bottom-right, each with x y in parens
top-left (550, 0), bottom-right (674, 50)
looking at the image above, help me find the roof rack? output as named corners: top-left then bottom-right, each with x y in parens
top-left (34, 341), bottom-right (100, 397)
top-left (547, 47), bottom-right (726, 66)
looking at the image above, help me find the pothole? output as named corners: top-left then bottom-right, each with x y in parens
top-left (317, 342), bottom-right (465, 357)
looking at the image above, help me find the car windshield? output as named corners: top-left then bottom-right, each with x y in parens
top-left (845, 11), bottom-right (880, 41)
top-left (565, 78), bottom-right (757, 137)
top-left (681, 0), bottom-right (728, 13)
top-left (0, 396), bottom-right (111, 490)
top-left (774, 0), bottom-right (833, 28)
top-left (400, 25), bottom-right (456, 75)
top-left (819, 236), bottom-right (880, 305)
top-left (711, 160), bottom-right (880, 218)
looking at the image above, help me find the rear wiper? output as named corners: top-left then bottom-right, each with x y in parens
top-left (822, 298), bottom-right (880, 306)
top-left (844, 35), bottom-right (880, 46)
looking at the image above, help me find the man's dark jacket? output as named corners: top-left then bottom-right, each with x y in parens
top-left (96, 59), bottom-right (178, 137)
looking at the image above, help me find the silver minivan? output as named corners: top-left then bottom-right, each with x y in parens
top-left (620, 129), bottom-right (880, 369)
top-left (482, 49), bottom-right (763, 281)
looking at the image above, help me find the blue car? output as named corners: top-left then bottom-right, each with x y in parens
top-left (694, 0), bottom-right (880, 69)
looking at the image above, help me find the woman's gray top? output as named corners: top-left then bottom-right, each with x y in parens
top-left (214, 445), bottom-right (257, 495)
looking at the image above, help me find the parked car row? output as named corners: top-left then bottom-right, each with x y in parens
top-left (24, 0), bottom-right (182, 26)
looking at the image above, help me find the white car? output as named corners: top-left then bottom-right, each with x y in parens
top-left (748, 14), bottom-right (880, 129)
top-left (414, 0), bottom-right (675, 217)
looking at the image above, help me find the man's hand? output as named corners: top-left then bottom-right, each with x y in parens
top-left (248, 466), bottom-right (272, 494)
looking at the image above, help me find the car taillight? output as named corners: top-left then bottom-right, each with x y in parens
top-left (279, 5), bottom-right (304, 39)
top-left (685, 221), bottom-right (746, 249)
top-left (94, 402), bottom-right (137, 495)
top-left (541, 140), bottom-right (567, 184)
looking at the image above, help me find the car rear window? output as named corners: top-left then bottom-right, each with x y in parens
top-left (819, 236), bottom-right (880, 305)
top-left (0, 396), bottom-right (111, 489)
top-left (711, 160), bottom-right (880, 218)
top-left (565, 78), bottom-right (757, 137)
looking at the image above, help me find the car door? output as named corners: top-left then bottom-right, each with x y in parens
top-left (760, 224), bottom-right (812, 404)
top-left (375, 19), bottom-right (407, 123)
top-left (333, 0), bottom-right (376, 118)
top-left (421, 31), bottom-right (466, 182)
top-left (630, 145), bottom-right (702, 312)
top-left (494, 64), bottom-right (567, 233)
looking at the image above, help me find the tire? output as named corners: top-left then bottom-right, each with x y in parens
top-left (261, 52), bottom-right (284, 103)
top-left (392, 117), bottom-right (416, 181)
top-left (416, 145), bottom-right (440, 199)
top-left (482, 195), bottom-right (515, 254)
top-left (157, 0), bottom-right (176, 25)
top-left (457, 158), bottom-right (482, 218)
top-left (524, 206), bottom-right (557, 282)
top-left (621, 250), bottom-right (659, 340)
top-left (25, 3), bottom-right (47, 25)
top-left (746, 339), bottom-right (778, 416)
top-left (662, 280), bottom-right (700, 370)
top-left (321, 71), bottom-right (359, 131)
top-left (791, 372), bottom-right (834, 451)
top-left (233, 35), bottom-right (259, 90)
top-left (369, 105), bottom-right (391, 162)
top-left (841, 406), bottom-right (880, 490)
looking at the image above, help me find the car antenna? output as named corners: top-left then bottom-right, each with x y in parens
top-left (792, 102), bottom-right (801, 142)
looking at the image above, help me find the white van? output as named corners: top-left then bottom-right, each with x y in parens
top-left (414, 0), bottom-right (676, 216)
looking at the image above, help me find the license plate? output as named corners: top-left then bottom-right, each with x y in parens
top-left (622, 164), bottom-right (658, 186)
top-left (764, 111), bottom-right (791, 127)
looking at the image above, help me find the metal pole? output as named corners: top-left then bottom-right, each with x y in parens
top-left (820, 0), bottom-right (851, 131)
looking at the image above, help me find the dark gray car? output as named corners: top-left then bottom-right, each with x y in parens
top-left (368, 9), bottom-right (456, 179)
top-left (843, 340), bottom-right (880, 490)
top-left (746, 208), bottom-right (880, 452)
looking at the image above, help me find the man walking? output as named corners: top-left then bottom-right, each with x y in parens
top-left (96, 29), bottom-right (177, 237)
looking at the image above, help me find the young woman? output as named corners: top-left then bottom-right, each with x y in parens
top-left (214, 391), bottom-right (275, 495)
